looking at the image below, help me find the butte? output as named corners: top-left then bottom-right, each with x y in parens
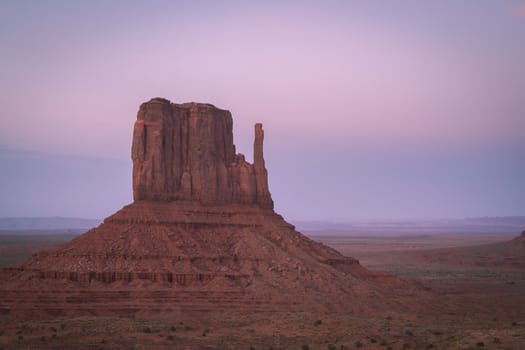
top-left (0, 98), bottom-right (406, 318)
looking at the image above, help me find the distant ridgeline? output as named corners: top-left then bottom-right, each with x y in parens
top-left (0, 217), bottom-right (101, 231)
top-left (2, 215), bottom-right (524, 233)
top-left (294, 216), bottom-right (525, 234)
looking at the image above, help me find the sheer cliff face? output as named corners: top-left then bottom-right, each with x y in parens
top-left (131, 98), bottom-right (273, 209)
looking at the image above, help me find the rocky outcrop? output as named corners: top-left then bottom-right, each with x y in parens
top-left (132, 98), bottom-right (273, 208)
top-left (0, 97), bottom-right (404, 319)
top-left (513, 230), bottom-right (525, 244)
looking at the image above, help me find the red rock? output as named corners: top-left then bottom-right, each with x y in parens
top-left (132, 98), bottom-right (273, 208)
top-left (0, 98), bottom-right (407, 318)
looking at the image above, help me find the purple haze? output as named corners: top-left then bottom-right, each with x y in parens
top-left (1, 1), bottom-right (524, 220)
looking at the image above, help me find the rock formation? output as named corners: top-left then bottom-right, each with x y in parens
top-left (132, 98), bottom-right (273, 209)
top-left (0, 98), bottom-right (405, 318)
top-left (512, 230), bottom-right (525, 245)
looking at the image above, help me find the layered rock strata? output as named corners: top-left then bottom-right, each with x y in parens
top-left (0, 98), bottom-right (406, 318)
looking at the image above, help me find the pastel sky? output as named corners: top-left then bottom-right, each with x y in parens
top-left (1, 0), bottom-right (524, 220)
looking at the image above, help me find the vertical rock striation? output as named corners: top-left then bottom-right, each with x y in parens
top-left (131, 98), bottom-right (273, 208)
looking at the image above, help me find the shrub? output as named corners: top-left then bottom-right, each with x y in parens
top-left (143, 327), bottom-right (152, 333)
top-left (476, 342), bottom-right (485, 348)
top-left (493, 337), bottom-right (501, 344)
top-left (301, 345), bottom-right (310, 350)
top-left (405, 330), bottom-right (413, 336)
top-left (355, 340), bottom-right (363, 348)
top-left (170, 326), bottom-right (176, 331)
top-left (314, 320), bottom-right (322, 326)
top-left (327, 345), bottom-right (337, 350)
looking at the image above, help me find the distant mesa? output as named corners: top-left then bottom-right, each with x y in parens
top-left (515, 230), bottom-right (525, 243)
top-left (0, 98), bottom-right (404, 318)
top-left (404, 229), bottom-right (525, 270)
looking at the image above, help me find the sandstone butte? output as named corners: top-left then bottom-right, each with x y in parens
top-left (0, 98), bottom-right (409, 318)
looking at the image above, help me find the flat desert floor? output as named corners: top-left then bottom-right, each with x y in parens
top-left (1, 231), bottom-right (524, 349)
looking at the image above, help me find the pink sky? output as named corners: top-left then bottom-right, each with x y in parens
top-left (1, 1), bottom-right (524, 220)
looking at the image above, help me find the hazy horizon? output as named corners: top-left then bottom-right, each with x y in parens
top-left (1, 1), bottom-right (524, 220)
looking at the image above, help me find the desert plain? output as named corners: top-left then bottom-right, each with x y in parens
top-left (1, 227), bottom-right (524, 350)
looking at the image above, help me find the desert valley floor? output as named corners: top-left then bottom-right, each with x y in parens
top-left (1, 230), bottom-right (523, 350)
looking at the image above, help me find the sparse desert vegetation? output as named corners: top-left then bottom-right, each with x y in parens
top-left (1, 230), bottom-right (524, 349)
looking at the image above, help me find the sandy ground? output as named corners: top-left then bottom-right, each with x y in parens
top-left (1, 232), bottom-right (524, 349)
